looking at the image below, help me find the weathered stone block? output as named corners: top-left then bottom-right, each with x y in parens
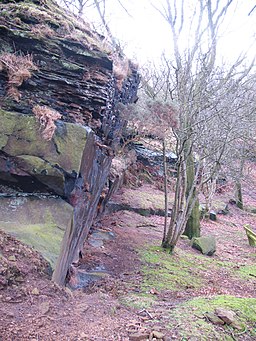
top-left (0, 109), bottom-right (88, 195)
top-left (0, 195), bottom-right (73, 269)
top-left (192, 236), bottom-right (216, 256)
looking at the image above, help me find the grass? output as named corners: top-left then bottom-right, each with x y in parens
top-left (119, 293), bottom-right (156, 310)
top-left (168, 295), bottom-right (256, 340)
top-left (237, 264), bottom-right (256, 279)
top-left (138, 246), bottom-right (203, 292)
top-left (120, 244), bottom-right (256, 339)
top-left (137, 245), bottom-right (240, 293)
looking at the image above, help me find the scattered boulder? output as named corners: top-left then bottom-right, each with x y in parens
top-left (215, 308), bottom-right (237, 325)
top-left (214, 308), bottom-right (243, 330)
top-left (129, 332), bottom-right (150, 341)
top-left (87, 229), bottom-right (115, 248)
top-left (217, 204), bottom-right (229, 215)
top-left (192, 236), bottom-right (216, 256)
top-left (209, 211), bottom-right (217, 221)
top-left (205, 312), bottom-right (225, 325)
top-left (205, 308), bottom-right (244, 330)
top-left (149, 330), bottom-right (166, 339)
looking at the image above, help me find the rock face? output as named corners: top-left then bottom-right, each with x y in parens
top-left (0, 0), bottom-right (139, 285)
top-left (0, 195), bottom-right (73, 269)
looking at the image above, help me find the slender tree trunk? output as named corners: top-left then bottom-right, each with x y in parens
top-left (235, 153), bottom-right (245, 210)
top-left (162, 151), bottom-right (187, 251)
top-left (162, 138), bottom-right (168, 244)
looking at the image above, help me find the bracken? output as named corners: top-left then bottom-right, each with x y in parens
top-left (0, 52), bottom-right (38, 101)
top-left (32, 105), bottom-right (61, 141)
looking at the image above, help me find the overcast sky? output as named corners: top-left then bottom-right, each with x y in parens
top-left (64, 0), bottom-right (256, 66)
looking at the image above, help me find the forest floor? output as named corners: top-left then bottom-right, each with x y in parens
top-left (0, 179), bottom-right (256, 340)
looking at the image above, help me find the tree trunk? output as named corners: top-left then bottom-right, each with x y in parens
top-left (236, 180), bottom-right (243, 210)
top-left (235, 155), bottom-right (245, 210)
top-left (184, 198), bottom-right (200, 239)
top-left (162, 138), bottom-right (168, 244)
top-left (183, 146), bottom-right (200, 239)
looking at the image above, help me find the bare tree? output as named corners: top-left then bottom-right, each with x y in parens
top-left (150, 0), bottom-right (255, 252)
top-left (218, 74), bottom-right (256, 210)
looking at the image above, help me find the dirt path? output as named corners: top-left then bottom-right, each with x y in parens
top-left (0, 185), bottom-right (256, 340)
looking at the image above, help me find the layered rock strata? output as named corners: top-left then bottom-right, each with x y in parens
top-left (0, 0), bottom-right (139, 284)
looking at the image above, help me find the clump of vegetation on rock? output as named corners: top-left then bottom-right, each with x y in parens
top-left (32, 105), bottom-right (61, 140)
top-left (0, 52), bottom-right (38, 101)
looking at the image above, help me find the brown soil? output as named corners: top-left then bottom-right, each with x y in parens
top-left (0, 182), bottom-right (256, 340)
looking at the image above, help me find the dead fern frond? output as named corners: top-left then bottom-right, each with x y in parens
top-left (6, 87), bottom-right (21, 102)
top-left (0, 52), bottom-right (38, 101)
top-left (113, 56), bottom-right (131, 90)
top-left (32, 105), bottom-right (61, 141)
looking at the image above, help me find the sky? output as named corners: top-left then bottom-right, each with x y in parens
top-left (60, 0), bottom-right (256, 66)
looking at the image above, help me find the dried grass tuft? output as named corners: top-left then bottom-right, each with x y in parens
top-left (32, 105), bottom-right (61, 141)
top-left (113, 57), bottom-right (130, 90)
top-left (31, 24), bottom-right (55, 38)
top-left (0, 53), bottom-right (38, 101)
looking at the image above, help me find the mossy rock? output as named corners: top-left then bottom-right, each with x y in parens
top-left (192, 236), bottom-right (216, 256)
top-left (0, 196), bottom-right (73, 268)
top-left (0, 109), bottom-right (88, 194)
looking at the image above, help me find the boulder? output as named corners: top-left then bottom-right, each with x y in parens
top-left (209, 211), bottom-right (217, 221)
top-left (0, 109), bottom-right (87, 196)
top-left (215, 308), bottom-right (236, 325)
top-left (192, 236), bottom-right (216, 256)
top-left (205, 312), bottom-right (225, 325)
top-left (129, 332), bottom-right (150, 341)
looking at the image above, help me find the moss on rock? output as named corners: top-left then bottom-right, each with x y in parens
top-left (0, 196), bottom-right (73, 269)
top-left (0, 108), bottom-right (88, 194)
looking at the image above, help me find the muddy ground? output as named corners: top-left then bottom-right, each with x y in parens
top-left (0, 181), bottom-right (256, 340)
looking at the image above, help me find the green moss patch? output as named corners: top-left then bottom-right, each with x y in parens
top-left (6, 223), bottom-right (64, 268)
top-left (169, 295), bottom-right (256, 340)
top-left (0, 196), bottom-right (73, 269)
top-left (138, 246), bottom-right (203, 292)
top-left (120, 293), bottom-right (156, 310)
top-left (237, 265), bottom-right (256, 280)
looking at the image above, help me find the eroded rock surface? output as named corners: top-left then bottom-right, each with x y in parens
top-left (0, 0), bottom-right (139, 284)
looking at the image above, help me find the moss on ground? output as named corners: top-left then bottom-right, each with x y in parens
top-left (138, 246), bottom-right (203, 292)
top-left (121, 245), bottom-right (256, 340)
top-left (125, 245), bottom-right (255, 297)
top-left (120, 293), bottom-right (156, 310)
top-left (169, 295), bottom-right (256, 340)
top-left (138, 245), bottom-right (248, 293)
top-left (237, 264), bottom-right (256, 279)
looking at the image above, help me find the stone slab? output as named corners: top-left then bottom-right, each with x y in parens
top-left (0, 195), bottom-right (73, 269)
